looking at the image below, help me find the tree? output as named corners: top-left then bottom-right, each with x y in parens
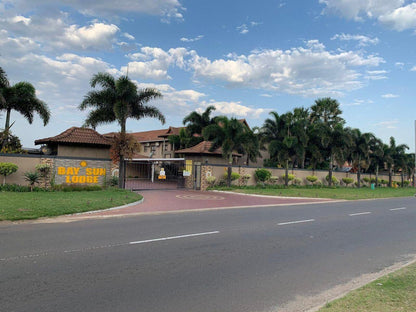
top-left (368, 136), bottom-right (384, 186)
top-left (0, 162), bottom-right (18, 185)
top-left (310, 98), bottom-right (346, 186)
top-left (183, 105), bottom-right (217, 135)
top-left (347, 129), bottom-right (375, 188)
top-left (0, 67), bottom-right (9, 106)
top-left (384, 137), bottom-right (409, 187)
top-left (241, 126), bottom-right (262, 166)
top-left (1, 81), bottom-right (50, 135)
top-left (79, 73), bottom-right (165, 188)
top-left (203, 116), bottom-right (249, 186)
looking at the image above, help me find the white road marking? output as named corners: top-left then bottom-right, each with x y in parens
top-left (390, 207), bottom-right (407, 211)
top-left (129, 231), bottom-right (220, 245)
top-left (277, 219), bottom-right (315, 226)
top-left (349, 212), bottom-right (371, 216)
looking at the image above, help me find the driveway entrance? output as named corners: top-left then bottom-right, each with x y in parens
top-left (124, 158), bottom-right (185, 190)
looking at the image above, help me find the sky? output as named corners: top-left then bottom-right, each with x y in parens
top-left (1, 0), bottom-right (416, 151)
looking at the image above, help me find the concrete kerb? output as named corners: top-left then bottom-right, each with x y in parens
top-left (209, 190), bottom-right (338, 201)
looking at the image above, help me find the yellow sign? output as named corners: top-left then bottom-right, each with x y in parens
top-left (57, 161), bottom-right (106, 184)
top-left (185, 160), bottom-right (192, 173)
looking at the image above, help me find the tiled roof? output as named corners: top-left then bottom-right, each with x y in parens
top-left (158, 126), bottom-right (185, 138)
top-left (175, 141), bottom-right (241, 156)
top-left (35, 127), bottom-right (112, 146)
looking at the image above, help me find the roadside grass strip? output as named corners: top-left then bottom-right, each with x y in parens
top-left (0, 189), bottom-right (142, 221)
top-left (318, 260), bottom-right (416, 312)
top-left (212, 186), bottom-right (416, 200)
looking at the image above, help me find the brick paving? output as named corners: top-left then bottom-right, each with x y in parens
top-left (74, 189), bottom-right (335, 219)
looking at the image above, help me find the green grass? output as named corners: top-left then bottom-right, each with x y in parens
top-left (319, 261), bottom-right (416, 312)
top-left (0, 189), bottom-right (142, 221)
top-left (211, 185), bottom-right (416, 200)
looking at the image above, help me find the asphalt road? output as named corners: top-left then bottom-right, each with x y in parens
top-left (1, 197), bottom-right (416, 312)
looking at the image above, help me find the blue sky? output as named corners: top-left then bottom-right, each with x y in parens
top-left (1, 0), bottom-right (416, 151)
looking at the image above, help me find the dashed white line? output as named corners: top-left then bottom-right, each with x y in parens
top-left (129, 231), bottom-right (220, 245)
top-left (390, 207), bottom-right (407, 211)
top-left (277, 219), bottom-right (315, 226)
top-left (349, 212), bottom-right (371, 216)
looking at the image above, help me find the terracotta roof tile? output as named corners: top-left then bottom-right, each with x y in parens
top-left (175, 141), bottom-right (241, 156)
top-left (35, 127), bottom-right (112, 146)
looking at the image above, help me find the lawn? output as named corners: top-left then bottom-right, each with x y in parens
top-left (211, 186), bottom-right (416, 200)
top-left (319, 261), bottom-right (416, 312)
top-left (0, 189), bottom-right (142, 221)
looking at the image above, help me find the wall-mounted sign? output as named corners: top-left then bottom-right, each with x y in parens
top-left (57, 161), bottom-right (106, 184)
top-left (158, 168), bottom-right (166, 180)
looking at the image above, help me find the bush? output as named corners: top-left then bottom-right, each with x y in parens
top-left (0, 162), bottom-right (18, 185)
top-left (206, 176), bottom-right (216, 187)
top-left (342, 177), bottom-right (354, 186)
top-left (293, 177), bottom-right (302, 186)
top-left (222, 172), bottom-right (240, 181)
top-left (254, 169), bottom-right (271, 183)
top-left (306, 175), bottom-right (318, 184)
top-left (268, 176), bottom-right (279, 185)
top-left (241, 174), bottom-right (251, 186)
top-left (281, 174), bottom-right (295, 183)
top-left (109, 176), bottom-right (119, 187)
top-left (325, 175), bottom-right (339, 185)
top-left (52, 185), bottom-right (103, 192)
top-left (370, 178), bottom-right (377, 183)
top-left (24, 171), bottom-right (40, 191)
top-left (381, 179), bottom-right (388, 186)
top-left (0, 183), bottom-right (30, 192)
top-left (403, 180), bottom-right (410, 187)
top-left (363, 177), bottom-right (370, 183)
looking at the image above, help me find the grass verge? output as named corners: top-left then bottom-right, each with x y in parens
top-left (318, 261), bottom-right (416, 312)
top-left (0, 189), bottom-right (142, 221)
top-left (210, 186), bottom-right (416, 200)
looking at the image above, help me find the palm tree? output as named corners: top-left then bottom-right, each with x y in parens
top-left (203, 116), bottom-right (249, 186)
top-left (1, 81), bottom-right (50, 134)
top-left (242, 126), bottom-right (262, 166)
top-left (310, 97), bottom-right (346, 186)
top-left (183, 105), bottom-right (217, 135)
top-left (368, 136), bottom-right (384, 186)
top-left (0, 67), bottom-right (9, 106)
top-left (79, 72), bottom-right (165, 188)
top-left (348, 129), bottom-right (375, 188)
top-left (384, 137), bottom-right (409, 187)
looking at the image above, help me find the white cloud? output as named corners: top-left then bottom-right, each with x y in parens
top-left (62, 23), bottom-right (120, 50)
top-left (321, 0), bottom-right (416, 31)
top-left (123, 32), bottom-right (135, 40)
top-left (3, 0), bottom-right (185, 22)
top-left (180, 35), bottom-right (204, 42)
top-left (331, 33), bottom-right (379, 46)
top-left (379, 3), bottom-right (416, 31)
top-left (365, 70), bottom-right (388, 80)
top-left (236, 21), bottom-right (261, 34)
top-left (198, 101), bottom-right (268, 118)
top-left (188, 40), bottom-right (384, 96)
top-left (260, 93), bottom-right (273, 97)
top-left (411, 66), bottom-right (416, 71)
top-left (382, 93), bottom-right (399, 98)
top-left (124, 47), bottom-right (188, 80)
top-left (374, 119), bottom-right (399, 129)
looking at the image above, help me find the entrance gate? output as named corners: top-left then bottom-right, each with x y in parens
top-left (124, 158), bottom-right (185, 190)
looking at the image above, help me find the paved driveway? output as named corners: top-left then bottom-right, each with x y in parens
top-left (73, 189), bottom-right (335, 219)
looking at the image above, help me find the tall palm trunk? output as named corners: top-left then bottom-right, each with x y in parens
top-left (328, 154), bottom-right (333, 187)
top-left (285, 159), bottom-right (289, 187)
top-left (118, 121), bottom-right (127, 189)
top-left (388, 166), bottom-right (392, 188)
top-left (375, 164), bottom-right (379, 187)
top-left (227, 153), bottom-right (233, 187)
top-left (357, 157), bottom-right (361, 188)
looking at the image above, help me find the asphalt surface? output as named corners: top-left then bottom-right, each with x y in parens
top-left (1, 196), bottom-right (416, 312)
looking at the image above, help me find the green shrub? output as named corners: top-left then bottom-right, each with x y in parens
top-left (0, 162), bottom-right (18, 185)
top-left (293, 177), bottom-right (302, 185)
top-left (342, 177), bottom-right (354, 186)
top-left (314, 181), bottom-right (323, 187)
top-left (109, 176), bottom-right (119, 187)
top-left (223, 172), bottom-right (240, 181)
top-left (52, 184), bottom-right (103, 192)
top-left (206, 176), bottom-right (216, 187)
top-left (268, 176), bottom-right (279, 184)
top-left (24, 171), bottom-right (40, 191)
top-left (370, 177), bottom-right (376, 183)
top-left (363, 177), bottom-right (370, 183)
top-left (403, 180), bottom-right (410, 187)
top-left (381, 179), bottom-right (388, 186)
top-left (0, 183), bottom-right (31, 192)
top-left (325, 175), bottom-right (339, 185)
top-left (254, 169), bottom-right (272, 183)
top-left (281, 174), bottom-right (295, 182)
top-left (241, 174), bottom-right (251, 186)
top-left (306, 175), bottom-right (318, 184)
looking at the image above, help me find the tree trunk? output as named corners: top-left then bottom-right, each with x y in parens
top-left (375, 164), bottom-right (379, 187)
top-left (401, 172), bottom-right (404, 188)
top-left (357, 161), bottom-right (361, 188)
top-left (227, 153), bottom-right (233, 187)
top-left (388, 166), bottom-right (392, 188)
top-left (285, 159), bottom-right (289, 187)
top-left (328, 154), bottom-right (333, 187)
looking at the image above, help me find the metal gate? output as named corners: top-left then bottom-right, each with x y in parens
top-left (124, 158), bottom-right (185, 190)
